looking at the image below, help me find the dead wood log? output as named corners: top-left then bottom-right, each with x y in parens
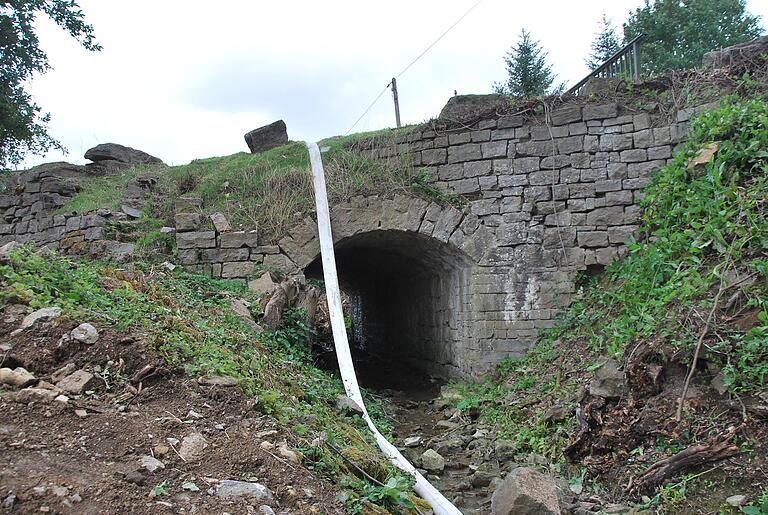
top-left (262, 283), bottom-right (289, 331)
top-left (297, 286), bottom-right (319, 327)
top-left (629, 426), bottom-right (739, 494)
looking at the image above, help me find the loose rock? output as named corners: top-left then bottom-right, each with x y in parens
top-left (588, 359), bottom-right (626, 398)
top-left (2, 494), bottom-right (16, 509)
top-left (0, 367), bottom-right (36, 388)
top-left (197, 375), bottom-right (238, 387)
top-left (277, 442), bottom-right (301, 464)
top-left (434, 437), bottom-right (464, 454)
top-left (439, 94), bottom-right (510, 126)
top-left (160, 261), bottom-right (176, 271)
top-left (84, 143), bottom-right (162, 165)
top-left (231, 299), bottom-right (262, 332)
top-left (139, 455), bottom-right (166, 473)
top-left (56, 370), bottom-right (95, 395)
top-left (51, 363), bottom-right (77, 383)
top-left (123, 470), bottom-right (146, 486)
top-left (336, 394), bottom-right (364, 415)
top-left (543, 404), bottom-right (570, 424)
top-left (15, 387), bottom-right (59, 403)
top-left (11, 306), bottom-right (62, 335)
top-left (178, 432), bottom-right (208, 461)
top-left (244, 120), bottom-right (288, 154)
top-left (495, 440), bottom-right (517, 462)
top-left (0, 241), bottom-right (21, 264)
top-left (470, 462), bottom-right (499, 488)
top-left (121, 205), bottom-right (142, 218)
top-left (404, 436), bottom-right (423, 448)
top-left (215, 480), bottom-right (274, 501)
top-left (712, 371), bottom-right (728, 395)
top-left (209, 212), bottom-right (232, 233)
top-left (421, 449), bottom-right (445, 473)
top-left (491, 467), bottom-right (561, 515)
top-left (70, 323), bottom-right (99, 344)
top-left (248, 272), bottom-right (277, 296)
top-left (726, 495), bottom-right (747, 507)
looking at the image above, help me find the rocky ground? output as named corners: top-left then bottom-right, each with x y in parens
top-left (2, 224), bottom-right (767, 515)
top-left (0, 306), bottom-right (345, 514)
top-left (374, 355), bottom-right (767, 515)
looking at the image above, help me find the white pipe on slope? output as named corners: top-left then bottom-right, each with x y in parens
top-left (306, 141), bottom-right (463, 515)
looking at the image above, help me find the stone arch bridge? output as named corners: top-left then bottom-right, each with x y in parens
top-left (3, 40), bottom-right (762, 379)
top-left (172, 97), bottom-right (718, 379)
top-left (1, 97), bottom-right (717, 379)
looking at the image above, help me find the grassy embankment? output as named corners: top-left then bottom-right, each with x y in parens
top-left (0, 246), bottom-right (430, 514)
top-left (449, 96), bottom-right (768, 513)
top-left (60, 128), bottom-right (461, 253)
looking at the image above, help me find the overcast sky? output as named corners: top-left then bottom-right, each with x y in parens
top-left (22, 0), bottom-right (768, 168)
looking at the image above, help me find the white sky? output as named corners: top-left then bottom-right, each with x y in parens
top-left (22, 0), bottom-right (768, 168)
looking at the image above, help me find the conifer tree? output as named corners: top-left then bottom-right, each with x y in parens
top-left (493, 29), bottom-right (561, 97)
top-left (585, 15), bottom-right (622, 70)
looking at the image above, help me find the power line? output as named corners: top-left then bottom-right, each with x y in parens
top-left (394, 0), bottom-right (483, 81)
top-left (344, 83), bottom-right (392, 136)
top-left (345, 0), bottom-right (484, 135)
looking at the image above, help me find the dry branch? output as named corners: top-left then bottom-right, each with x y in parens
top-left (629, 426), bottom-right (739, 494)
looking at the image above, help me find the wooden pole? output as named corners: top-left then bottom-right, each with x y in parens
top-left (391, 77), bottom-right (402, 128)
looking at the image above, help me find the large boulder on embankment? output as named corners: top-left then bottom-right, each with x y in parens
top-left (84, 143), bottom-right (163, 174)
top-left (244, 120), bottom-right (289, 154)
top-left (438, 94), bottom-right (511, 126)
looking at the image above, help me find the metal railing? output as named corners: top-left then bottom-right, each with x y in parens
top-left (566, 34), bottom-right (645, 96)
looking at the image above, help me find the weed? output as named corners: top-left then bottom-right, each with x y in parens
top-left (740, 486), bottom-right (768, 514)
top-left (341, 474), bottom-right (417, 514)
top-left (0, 247), bottom-right (409, 512)
top-left (152, 480), bottom-right (170, 497)
top-left (58, 166), bottom-right (145, 214)
top-left (539, 95), bottom-right (768, 392)
top-left (410, 168), bottom-right (465, 210)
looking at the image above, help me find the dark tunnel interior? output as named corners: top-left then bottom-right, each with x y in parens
top-left (304, 230), bottom-right (471, 389)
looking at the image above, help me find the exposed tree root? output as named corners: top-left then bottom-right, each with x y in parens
top-left (628, 426), bottom-right (740, 494)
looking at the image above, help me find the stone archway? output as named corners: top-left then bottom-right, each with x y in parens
top-left (304, 229), bottom-right (473, 380)
top-left (278, 194), bottom-right (491, 379)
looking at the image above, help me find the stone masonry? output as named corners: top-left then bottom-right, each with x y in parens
top-left (0, 164), bottom-right (136, 259)
top-left (0, 99), bottom-right (718, 379)
top-left (173, 197), bottom-right (283, 279)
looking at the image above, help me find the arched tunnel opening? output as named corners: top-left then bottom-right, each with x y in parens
top-left (304, 230), bottom-right (472, 392)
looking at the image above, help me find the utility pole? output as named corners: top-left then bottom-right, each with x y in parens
top-left (391, 77), bottom-right (401, 128)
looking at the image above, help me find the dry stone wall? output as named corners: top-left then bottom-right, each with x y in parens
top-left (0, 164), bottom-right (136, 259)
top-left (191, 99), bottom-right (713, 379)
top-left (0, 144), bottom-right (164, 258)
top-left (0, 101), bottom-right (716, 379)
top-left (173, 197), bottom-right (291, 279)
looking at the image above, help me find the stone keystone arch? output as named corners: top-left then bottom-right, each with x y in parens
top-left (272, 192), bottom-right (568, 379)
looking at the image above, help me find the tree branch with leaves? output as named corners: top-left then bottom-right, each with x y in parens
top-left (0, 0), bottom-right (101, 169)
top-left (622, 0), bottom-right (763, 75)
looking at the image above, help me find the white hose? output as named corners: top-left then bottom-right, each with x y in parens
top-left (306, 141), bottom-right (463, 515)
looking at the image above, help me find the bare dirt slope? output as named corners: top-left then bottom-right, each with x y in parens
top-left (0, 311), bottom-right (344, 514)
